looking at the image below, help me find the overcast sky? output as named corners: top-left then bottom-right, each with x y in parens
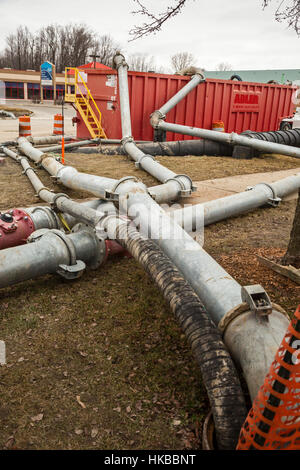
top-left (0, 0), bottom-right (299, 71)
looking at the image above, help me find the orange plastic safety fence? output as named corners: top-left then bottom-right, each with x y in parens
top-left (237, 305), bottom-right (300, 450)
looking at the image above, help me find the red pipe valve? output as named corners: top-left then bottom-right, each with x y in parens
top-left (0, 209), bottom-right (35, 249)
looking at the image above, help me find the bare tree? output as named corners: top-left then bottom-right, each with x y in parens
top-left (170, 51), bottom-right (195, 73)
top-left (0, 24), bottom-right (121, 72)
top-left (216, 62), bottom-right (232, 71)
top-left (90, 34), bottom-right (121, 67)
top-left (129, 0), bottom-right (189, 40)
top-left (263, 0), bottom-right (300, 35)
top-left (129, 0), bottom-right (300, 40)
top-left (281, 190), bottom-right (300, 268)
top-left (128, 52), bottom-right (156, 71)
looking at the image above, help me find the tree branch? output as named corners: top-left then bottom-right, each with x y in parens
top-left (129, 0), bottom-right (189, 41)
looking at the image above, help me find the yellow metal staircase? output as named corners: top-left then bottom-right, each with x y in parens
top-left (65, 67), bottom-right (107, 139)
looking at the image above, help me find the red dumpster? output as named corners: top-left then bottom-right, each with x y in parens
top-left (75, 69), bottom-right (296, 141)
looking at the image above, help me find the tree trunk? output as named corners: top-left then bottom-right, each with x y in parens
top-left (282, 189), bottom-right (300, 268)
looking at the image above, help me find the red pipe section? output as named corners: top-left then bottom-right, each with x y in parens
top-left (0, 209), bottom-right (35, 250)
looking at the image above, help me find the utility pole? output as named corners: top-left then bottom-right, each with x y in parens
top-left (89, 54), bottom-right (101, 68)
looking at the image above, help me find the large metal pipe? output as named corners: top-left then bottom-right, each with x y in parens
top-left (0, 226), bottom-right (103, 288)
top-left (150, 71), bottom-right (205, 127)
top-left (100, 184), bottom-right (289, 400)
top-left (17, 137), bottom-right (118, 198)
top-left (2, 146), bottom-right (103, 227)
top-left (113, 54), bottom-right (194, 201)
top-left (112, 53), bottom-right (291, 401)
top-left (155, 121), bottom-right (300, 159)
top-left (171, 172), bottom-right (300, 228)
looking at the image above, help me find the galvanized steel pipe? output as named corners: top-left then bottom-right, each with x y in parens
top-left (113, 54), bottom-right (194, 200)
top-left (0, 227), bottom-right (102, 288)
top-left (171, 172), bottom-right (300, 228)
top-left (155, 121), bottom-right (300, 159)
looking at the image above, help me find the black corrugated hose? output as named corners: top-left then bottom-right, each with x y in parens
top-left (115, 222), bottom-right (247, 450)
top-left (233, 128), bottom-right (300, 159)
top-left (71, 139), bottom-right (233, 157)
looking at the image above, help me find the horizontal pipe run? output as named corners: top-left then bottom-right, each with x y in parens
top-left (171, 172), bottom-right (300, 228)
top-left (17, 137), bottom-right (118, 199)
top-left (2, 146), bottom-right (104, 227)
top-left (29, 135), bottom-right (74, 145)
top-left (157, 121), bottom-right (300, 159)
top-left (41, 139), bottom-right (99, 153)
top-left (0, 229), bottom-right (99, 288)
top-left (83, 140), bottom-right (232, 157)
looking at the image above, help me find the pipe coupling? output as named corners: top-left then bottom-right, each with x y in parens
top-left (150, 110), bottom-right (166, 128)
top-left (135, 154), bottom-right (156, 169)
top-left (50, 192), bottom-right (70, 211)
top-left (28, 206), bottom-right (61, 230)
top-left (164, 174), bottom-right (196, 197)
top-left (113, 53), bottom-right (128, 70)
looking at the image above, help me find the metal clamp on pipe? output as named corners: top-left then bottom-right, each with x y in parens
top-left (164, 174), bottom-right (196, 197)
top-left (34, 152), bottom-right (56, 168)
top-left (35, 186), bottom-right (54, 198)
top-left (104, 176), bottom-right (141, 201)
top-left (22, 166), bottom-right (37, 177)
top-left (50, 192), bottom-right (71, 211)
top-left (28, 228), bottom-right (86, 280)
top-left (241, 285), bottom-right (273, 317)
top-left (28, 206), bottom-right (61, 230)
top-left (150, 110), bottom-right (166, 128)
top-left (246, 182), bottom-right (282, 207)
top-left (135, 154), bottom-right (156, 169)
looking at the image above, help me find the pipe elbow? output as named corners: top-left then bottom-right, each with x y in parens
top-left (113, 53), bottom-right (128, 70)
top-left (150, 110), bottom-right (165, 129)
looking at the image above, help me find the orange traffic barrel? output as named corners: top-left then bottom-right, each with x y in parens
top-left (212, 120), bottom-right (225, 132)
top-left (19, 115), bottom-right (31, 137)
top-left (53, 114), bottom-right (63, 135)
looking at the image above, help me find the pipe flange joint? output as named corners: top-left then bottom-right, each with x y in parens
top-left (256, 182), bottom-right (281, 207)
top-left (35, 186), bottom-right (53, 198)
top-left (50, 229), bottom-right (77, 266)
top-left (164, 174), bottom-right (196, 196)
top-left (113, 53), bottom-right (128, 69)
top-left (43, 228), bottom-right (86, 280)
top-left (218, 301), bottom-right (289, 336)
top-left (22, 167), bottom-right (37, 176)
top-left (135, 154), bottom-right (156, 169)
top-left (71, 223), bottom-right (106, 269)
top-left (50, 192), bottom-right (70, 211)
top-left (29, 206), bottom-right (60, 230)
top-left (35, 153), bottom-right (55, 168)
top-left (121, 136), bottom-right (134, 148)
top-left (104, 176), bottom-right (139, 201)
top-left (150, 110), bottom-right (166, 128)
